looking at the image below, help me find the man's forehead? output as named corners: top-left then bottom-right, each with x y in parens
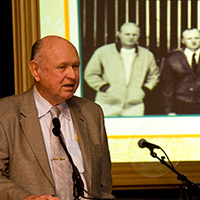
top-left (121, 23), bottom-right (139, 32)
top-left (183, 29), bottom-right (200, 38)
top-left (121, 27), bottom-right (139, 34)
top-left (43, 39), bottom-right (78, 57)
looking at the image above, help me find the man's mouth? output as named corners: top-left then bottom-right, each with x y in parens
top-left (64, 84), bottom-right (74, 87)
top-left (63, 84), bottom-right (74, 88)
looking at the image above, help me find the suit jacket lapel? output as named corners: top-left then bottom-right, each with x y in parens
top-left (197, 54), bottom-right (200, 73)
top-left (180, 51), bottom-right (194, 73)
top-left (68, 97), bottom-right (93, 191)
top-left (19, 88), bottom-right (54, 187)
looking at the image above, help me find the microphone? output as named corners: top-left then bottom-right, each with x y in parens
top-left (52, 118), bottom-right (61, 136)
top-left (138, 139), bottom-right (160, 150)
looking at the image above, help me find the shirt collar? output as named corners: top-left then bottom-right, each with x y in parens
top-left (184, 48), bottom-right (200, 56)
top-left (195, 48), bottom-right (200, 57)
top-left (56, 102), bottom-right (71, 120)
top-left (33, 86), bottom-right (71, 120)
top-left (121, 47), bottom-right (136, 54)
top-left (34, 86), bottom-right (52, 118)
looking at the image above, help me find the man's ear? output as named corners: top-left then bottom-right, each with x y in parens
top-left (116, 31), bottom-right (121, 43)
top-left (181, 38), bottom-right (185, 45)
top-left (116, 31), bottom-right (121, 38)
top-left (29, 60), bottom-right (40, 82)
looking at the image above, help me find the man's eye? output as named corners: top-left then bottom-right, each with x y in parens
top-left (73, 64), bottom-right (79, 69)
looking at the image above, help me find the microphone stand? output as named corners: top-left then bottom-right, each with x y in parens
top-left (53, 118), bottom-right (109, 200)
top-left (53, 120), bottom-right (102, 200)
top-left (149, 149), bottom-right (200, 200)
top-left (57, 133), bottom-right (84, 200)
top-left (52, 119), bottom-right (84, 200)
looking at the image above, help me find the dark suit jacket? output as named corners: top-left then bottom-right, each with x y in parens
top-left (161, 49), bottom-right (200, 113)
top-left (0, 87), bottom-right (114, 199)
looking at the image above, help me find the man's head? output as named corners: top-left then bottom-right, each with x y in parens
top-left (117, 22), bottom-right (140, 49)
top-left (29, 36), bottom-right (80, 105)
top-left (182, 28), bottom-right (200, 51)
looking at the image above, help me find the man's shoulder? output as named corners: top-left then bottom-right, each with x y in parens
top-left (168, 48), bottom-right (184, 57)
top-left (0, 94), bottom-right (23, 121)
top-left (137, 46), bottom-right (155, 56)
top-left (0, 93), bottom-right (23, 108)
top-left (0, 88), bottom-right (33, 114)
top-left (95, 43), bottom-right (116, 52)
top-left (166, 48), bottom-right (185, 60)
top-left (68, 96), bottom-right (102, 113)
top-left (69, 96), bottom-right (100, 107)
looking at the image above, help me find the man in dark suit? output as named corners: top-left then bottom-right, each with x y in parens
top-left (0, 36), bottom-right (114, 200)
top-left (161, 28), bottom-right (200, 115)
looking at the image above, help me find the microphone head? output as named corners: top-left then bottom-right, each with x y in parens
top-left (52, 127), bottom-right (60, 136)
top-left (138, 139), bottom-right (146, 148)
top-left (52, 118), bottom-right (60, 129)
top-left (52, 118), bottom-right (61, 136)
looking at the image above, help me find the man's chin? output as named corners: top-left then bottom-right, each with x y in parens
top-left (60, 92), bottom-right (74, 101)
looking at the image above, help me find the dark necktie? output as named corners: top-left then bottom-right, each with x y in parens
top-left (192, 53), bottom-right (198, 73)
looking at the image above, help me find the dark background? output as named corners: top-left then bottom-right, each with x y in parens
top-left (1, 0), bottom-right (14, 98)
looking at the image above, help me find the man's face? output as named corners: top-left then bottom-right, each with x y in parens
top-left (35, 38), bottom-right (80, 105)
top-left (182, 29), bottom-right (200, 51)
top-left (118, 24), bottom-right (140, 49)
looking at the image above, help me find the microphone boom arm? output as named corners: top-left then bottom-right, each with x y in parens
top-left (53, 121), bottom-right (102, 200)
top-left (57, 133), bottom-right (84, 200)
top-left (52, 118), bottom-right (110, 200)
top-left (149, 150), bottom-right (200, 199)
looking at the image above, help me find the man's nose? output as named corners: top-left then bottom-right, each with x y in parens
top-left (192, 38), bottom-right (197, 44)
top-left (66, 66), bottom-right (76, 79)
top-left (129, 34), bottom-right (134, 39)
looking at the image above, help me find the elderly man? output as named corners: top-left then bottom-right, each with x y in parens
top-left (84, 22), bottom-right (159, 116)
top-left (0, 36), bottom-right (114, 200)
top-left (161, 28), bottom-right (200, 114)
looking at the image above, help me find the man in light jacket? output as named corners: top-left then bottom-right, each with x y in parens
top-left (84, 22), bottom-right (160, 116)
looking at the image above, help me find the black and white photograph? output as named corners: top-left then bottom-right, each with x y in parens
top-left (80, 0), bottom-right (200, 117)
